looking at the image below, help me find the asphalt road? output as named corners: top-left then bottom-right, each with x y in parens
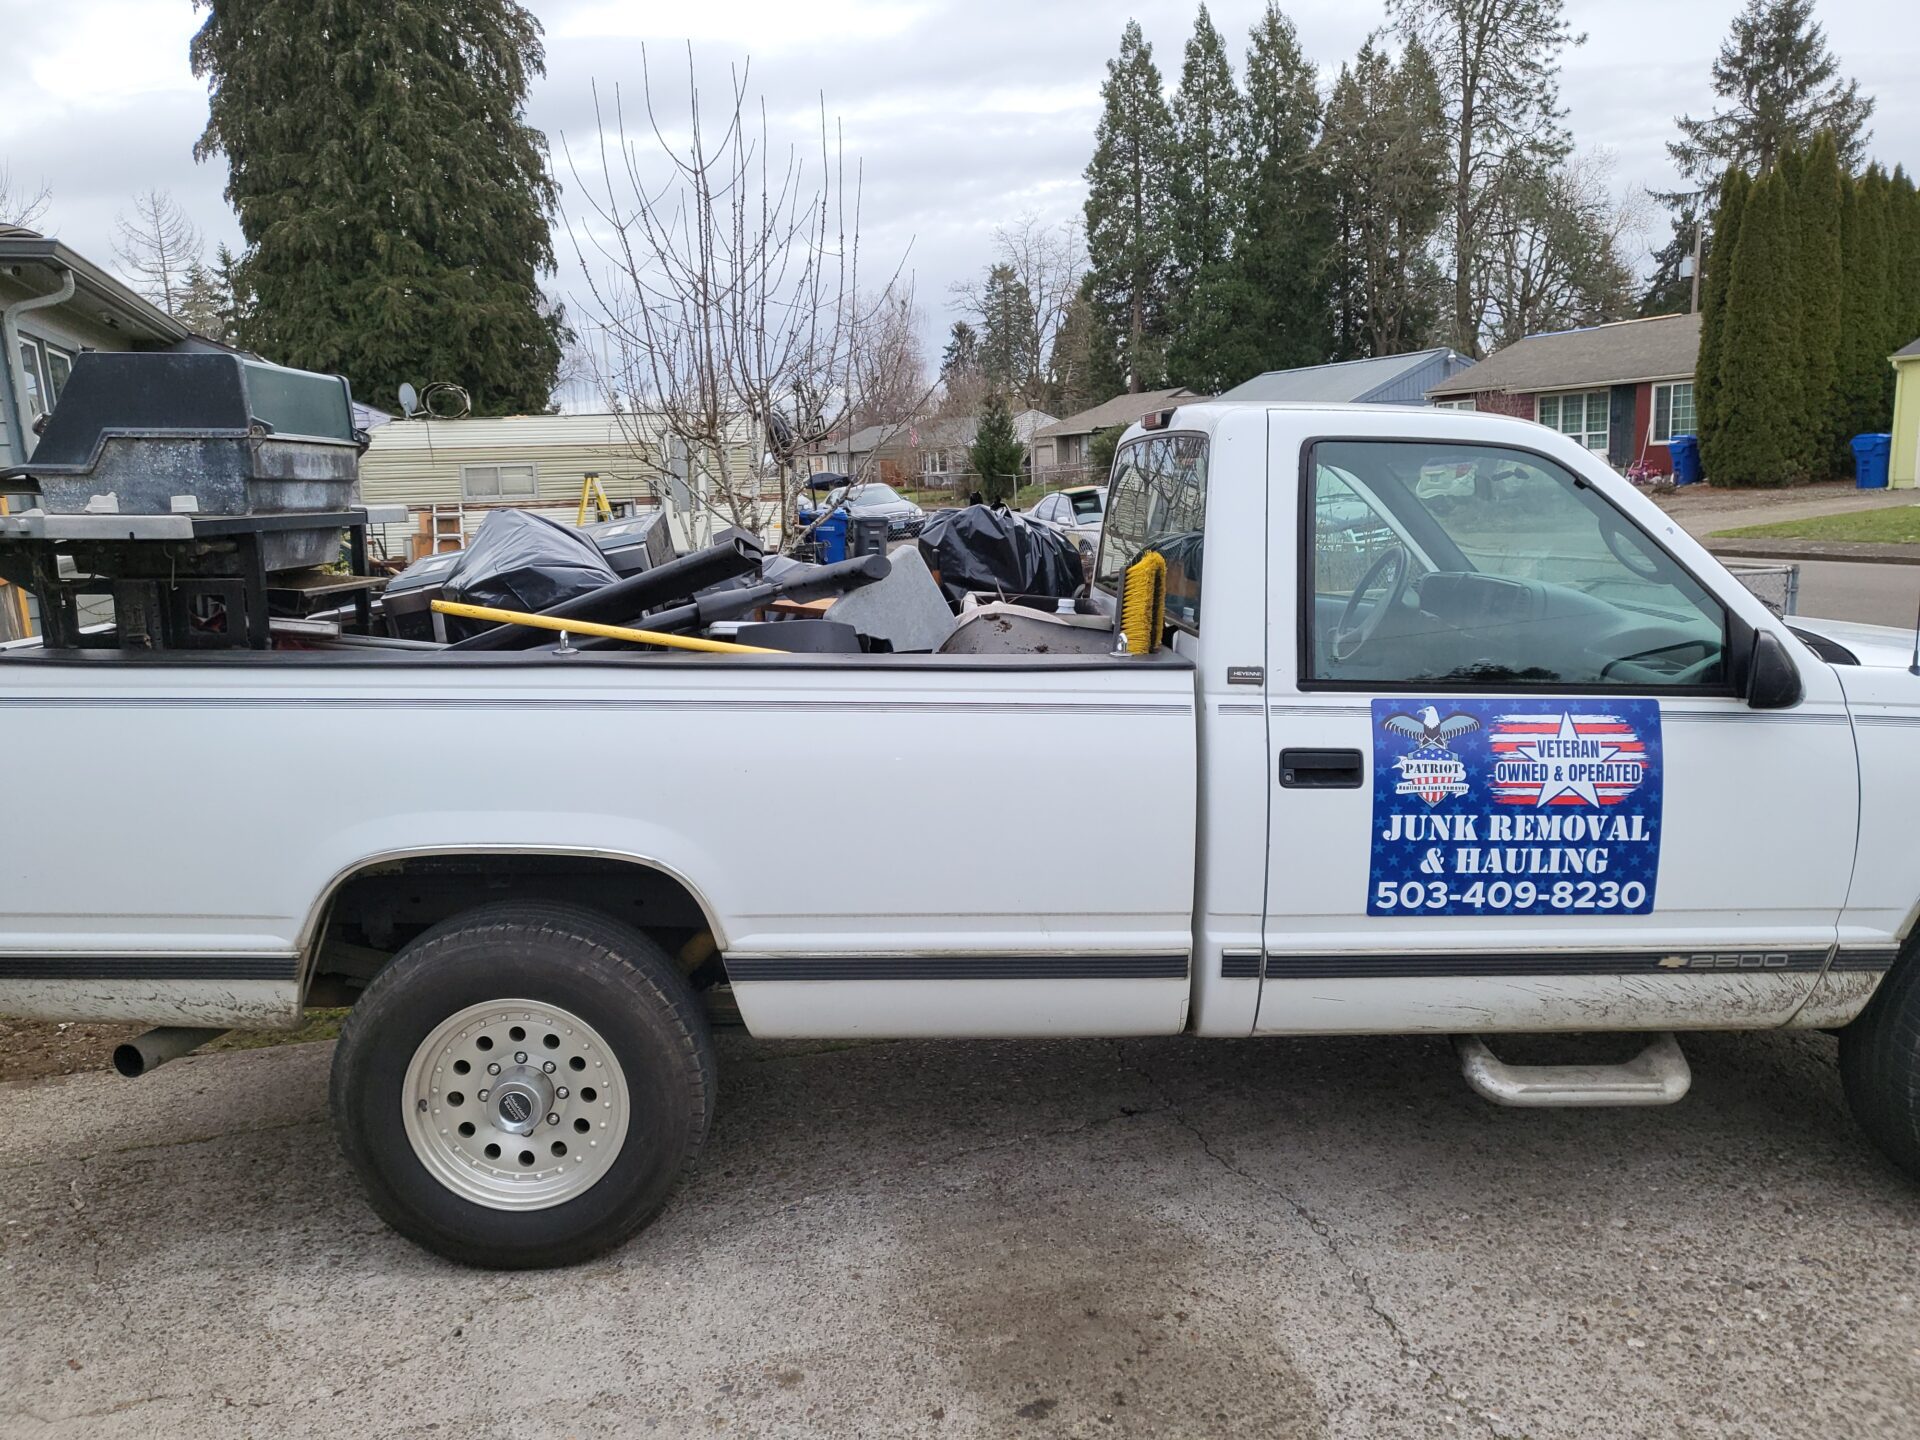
top-left (2, 1029), bottom-right (1917, 1439)
top-left (1792, 560), bottom-right (1920, 628)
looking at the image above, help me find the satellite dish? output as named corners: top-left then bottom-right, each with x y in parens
top-left (398, 382), bottom-right (419, 418)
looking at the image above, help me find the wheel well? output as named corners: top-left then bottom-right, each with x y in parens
top-left (305, 854), bottom-right (718, 1004)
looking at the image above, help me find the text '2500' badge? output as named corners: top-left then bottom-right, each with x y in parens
top-left (1367, 698), bottom-right (1663, 917)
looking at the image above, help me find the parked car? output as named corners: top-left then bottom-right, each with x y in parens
top-left (799, 480), bottom-right (926, 539)
top-left (1026, 485), bottom-right (1107, 568)
top-left (9, 402), bottom-right (1920, 1270)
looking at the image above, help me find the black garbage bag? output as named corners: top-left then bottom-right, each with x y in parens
top-left (916, 504), bottom-right (1084, 608)
top-left (439, 509), bottom-right (617, 639)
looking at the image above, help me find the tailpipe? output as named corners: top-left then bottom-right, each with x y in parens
top-left (112, 1026), bottom-right (228, 1078)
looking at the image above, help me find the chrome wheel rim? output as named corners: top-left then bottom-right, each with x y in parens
top-left (402, 999), bottom-right (630, 1211)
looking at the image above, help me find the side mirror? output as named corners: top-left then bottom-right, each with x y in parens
top-left (1746, 630), bottom-right (1803, 710)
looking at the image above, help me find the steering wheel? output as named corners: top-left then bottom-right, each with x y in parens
top-left (1331, 546), bottom-right (1409, 663)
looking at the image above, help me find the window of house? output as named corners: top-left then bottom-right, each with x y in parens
top-left (15, 339), bottom-right (48, 423)
top-left (1304, 439), bottom-right (1726, 689)
top-left (1433, 398), bottom-right (1476, 412)
top-left (1095, 433), bottom-right (1209, 630)
top-left (461, 463), bottom-right (537, 500)
top-left (1651, 382), bottom-right (1696, 443)
top-left (921, 449), bottom-right (949, 477)
top-left (1536, 390), bottom-right (1609, 450)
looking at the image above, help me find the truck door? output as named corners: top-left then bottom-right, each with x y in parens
top-left (1256, 427), bottom-right (1859, 1034)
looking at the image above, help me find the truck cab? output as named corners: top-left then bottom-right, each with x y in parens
top-left (1092, 402), bottom-right (1894, 1041)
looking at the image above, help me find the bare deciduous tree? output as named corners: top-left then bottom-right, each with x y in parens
top-left (849, 290), bottom-right (927, 430)
top-left (1481, 149), bottom-right (1644, 350)
top-left (949, 215), bottom-right (1086, 412)
top-left (0, 165), bottom-right (52, 230)
top-left (563, 48), bottom-right (910, 542)
top-left (113, 190), bottom-right (203, 315)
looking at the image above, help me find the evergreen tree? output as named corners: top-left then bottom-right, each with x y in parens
top-left (967, 393), bottom-right (1027, 503)
top-left (1185, 2), bottom-right (1334, 385)
top-left (1835, 171), bottom-right (1889, 440)
top-left (1694, 168), bottom-right (1750, 474)
top-left (1792, 135), bottom-right (1845, 477)
top-left (1711, 173), bottom-right (1802, 485)
top-left (977, 264), bottom-right (1039, 398)
top-left (1165, 4), bottom-right (1243, 382)
top-left (1860, 168), bottom-right (1900, 421)
top-left (1771, 145), bottom-right (1808, 469)
top-left (1320, 35), bottom-right (1448, 359)
top-left (941, 321), bottom-right (981, 382)
top-left (1638, 202), bottom-right (1704, 317)
top-left (174, 260), bottom-right (233, 341)
top-left (1888, 168), bottom-right (1920, 353)
top-left (1084, 21), bottom-right (1175, 391)
top-left (1668, 0), bottom-right (1875, 188)
top-left (191, 0), bottom-right (565, 415)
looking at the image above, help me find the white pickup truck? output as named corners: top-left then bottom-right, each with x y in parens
top-left (6, 401), bottom-right (1919, 1268)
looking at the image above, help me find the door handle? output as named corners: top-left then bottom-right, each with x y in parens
top-left (1279, 747), bottom-right (1364, 789)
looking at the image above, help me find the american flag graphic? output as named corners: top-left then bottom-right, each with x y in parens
top-left (1488, 711), bottom-right (1648, 808)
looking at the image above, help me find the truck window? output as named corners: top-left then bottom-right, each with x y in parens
top-left (1305, 440), bottom-right (1727, 689)
top-left (1096, 434), bottom-right (1208, 629)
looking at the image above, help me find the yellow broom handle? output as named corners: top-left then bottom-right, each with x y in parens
top-left (430, 599), bottom-right (779, 654)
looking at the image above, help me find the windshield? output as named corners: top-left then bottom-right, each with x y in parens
top-left (829, 483), bottom-right (903, 509)
top-left (1068, 489), bottom-right (1106, 520)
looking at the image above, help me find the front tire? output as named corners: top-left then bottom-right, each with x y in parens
top-left (330, 900), bottom-right (715, 1268)
top-left (1839, 949), bottom-right (1920, 1181)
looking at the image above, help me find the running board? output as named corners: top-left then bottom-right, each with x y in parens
top-left (1453, 1033), bottom-right (1691, 1108)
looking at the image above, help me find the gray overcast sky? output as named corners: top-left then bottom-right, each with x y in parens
top-left (3, 0), bottom-right (1915, 368)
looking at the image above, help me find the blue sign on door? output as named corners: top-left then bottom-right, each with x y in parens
top-left (1366, 697), bottom-right (1664, 917)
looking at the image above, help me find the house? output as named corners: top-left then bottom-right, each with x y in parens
top-left (1, 227), bottom-right (196, 469)
top-left (1425, 313), bottom-right (1701, 476)
top-left (357, 411), bottom-right (757, 562)
top-left (1033, 388), bottom-right (1205, 474)
top-left (1891, 338), bottom-right (1920, 489)
top-left (1218, 348), bottom-right (1472, 406)
top-left (815, 408), bottom-right (1056, 487)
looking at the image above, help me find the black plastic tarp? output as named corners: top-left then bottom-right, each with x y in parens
top-left (915, 504), bottom-right (1085, 607)
top-left (439, 510), bottom-right (617, 638)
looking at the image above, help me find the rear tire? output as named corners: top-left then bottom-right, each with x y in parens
top-left (330, 900), bottom-right (715, 1268)
top-left (1839, 948), bottom-right (1920, 1181)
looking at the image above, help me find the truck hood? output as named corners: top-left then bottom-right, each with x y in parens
top-left (1788, 614), bottom-right (1918, 668)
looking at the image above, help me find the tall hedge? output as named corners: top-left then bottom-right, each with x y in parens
top-left (1694, 169), bottom-right (1748, 479)
top-left (1713, 173), bottom-right (1802, 486)
top-left (1794, 135), bottom-right (1845, 478)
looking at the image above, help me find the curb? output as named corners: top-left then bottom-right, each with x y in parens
top-left (1703, 539), bottom-right (1920, 567)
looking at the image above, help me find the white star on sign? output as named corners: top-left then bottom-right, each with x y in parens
top-left (1510, 712), bottom-right (1618, 807)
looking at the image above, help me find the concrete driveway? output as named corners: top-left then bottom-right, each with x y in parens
top-left (2, 1029), bottom-right (1917, 1439)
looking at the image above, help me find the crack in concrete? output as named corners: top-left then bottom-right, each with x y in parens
top-left (1109, 1040), bottom-right (1507, 1440)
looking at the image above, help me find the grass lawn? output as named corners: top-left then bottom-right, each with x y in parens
top-left (1713, 505), bottom-right (1920, 544)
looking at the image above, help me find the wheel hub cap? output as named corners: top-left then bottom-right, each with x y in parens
top-left (401, 1000), bottom-right (630, 1211)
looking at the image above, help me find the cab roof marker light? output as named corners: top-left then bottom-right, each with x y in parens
top-left (1140, 409), bottom-right (1175, 431)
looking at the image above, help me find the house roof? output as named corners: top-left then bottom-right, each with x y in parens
top-left (1035, 388), bottom-right (1205, 440)
top-left (1895, 337), bottom-right (1920, 360)
top-left (1427, 313), bottom-right (1702, 398)
top-left (1220, 349), bottom-right (1466, 403)
top-left (0, 229), bottom-right (190, 346)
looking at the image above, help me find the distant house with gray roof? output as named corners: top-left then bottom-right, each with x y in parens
top-left (1218, 348), bottom-right (1471, 406)
top-left (1033, 388), bottom-right (1207, 474)
top-left (1427, 313), bottom-right (1701, 476)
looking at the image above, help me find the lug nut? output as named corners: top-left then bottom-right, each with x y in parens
top-left (477, 1089), bottom-right (490, 1102)
top-left (546, 1113), bottom-right (560, 1127)
top-left (542, 1060), bottom-right (556, 1074)
top-left (487, 1062), bottom-right (501, 1076)
top-left (514, 1052), bottom-right (527, 1064)
top-left (556, 1086), bottom-right (569, 1100)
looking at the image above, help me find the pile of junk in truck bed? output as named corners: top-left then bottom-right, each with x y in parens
top-left (0, 355), bottom-right (1138, 661)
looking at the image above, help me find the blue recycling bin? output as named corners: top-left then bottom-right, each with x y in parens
top-left (811, 510), bottom-right (849, 562)
top-left (1669, 434), bottom-right (1702, 486)
top-left (1852, 432), bottom-right (1893, 489)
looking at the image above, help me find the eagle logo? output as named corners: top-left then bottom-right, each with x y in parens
top-left (1381, 705), bottom-right (1481, 750)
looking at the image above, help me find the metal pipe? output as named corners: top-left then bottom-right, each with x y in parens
top-left (112, 1026), bottom-right (229, 1078)
top-left (579, 551), bottom-right (892, 646)
top-left (446, 534), bottom-right (764, 651)
top-left (1, 263), bottom-right (76, 465)
top-left (431, 599), bottom-right (779, 653)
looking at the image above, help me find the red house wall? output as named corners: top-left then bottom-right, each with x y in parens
top-left (1467, 386), bottom-right (1680, 478)
top-left (1468, 390), bottom-right (1536, 420)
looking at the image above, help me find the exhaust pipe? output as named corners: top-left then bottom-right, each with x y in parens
top-left (113, 1026), bottom-right (228, 1078)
